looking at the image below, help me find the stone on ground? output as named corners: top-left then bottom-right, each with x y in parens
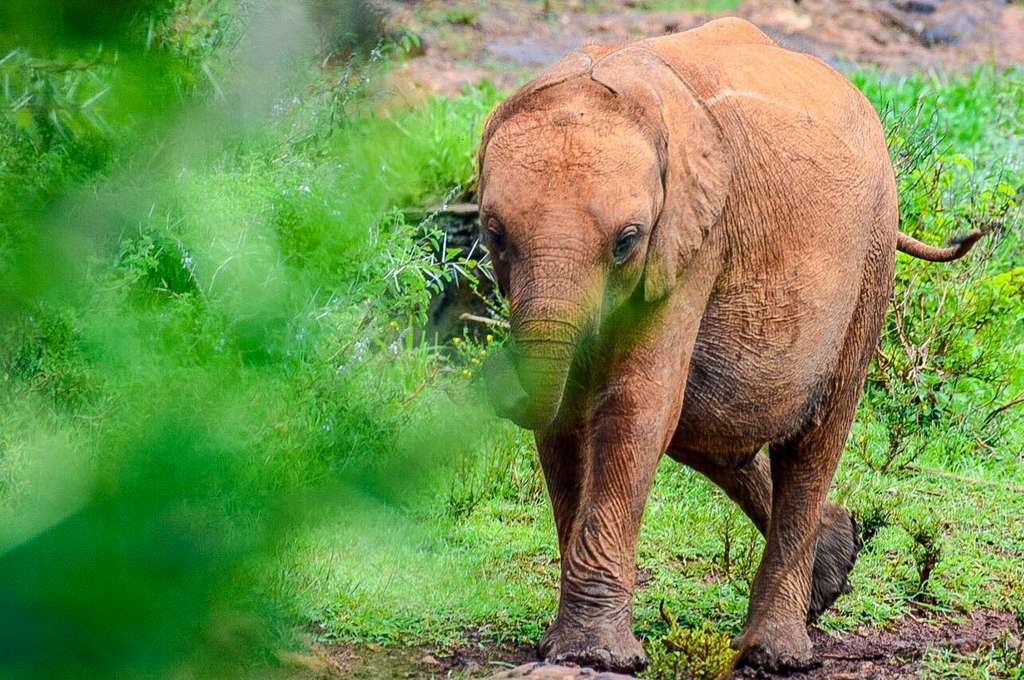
top-left (488, 662), bottom-right (637, 679)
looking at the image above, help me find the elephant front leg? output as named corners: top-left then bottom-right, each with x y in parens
top-left (735, 284), bottom-right (887, 672)
top-left (536, 256), bottom-right (717, 673)
top-left (537, 431), bottom-right (584, 556)
top-left (538, 402), bottom-right (664, 673)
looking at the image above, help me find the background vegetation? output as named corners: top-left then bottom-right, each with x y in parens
top-left (0, 1), bottom-right (1021, 678)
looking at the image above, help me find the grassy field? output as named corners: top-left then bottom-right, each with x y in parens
top-left (1, 2), bottom-right (1023, 678)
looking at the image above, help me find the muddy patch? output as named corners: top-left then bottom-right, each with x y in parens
top-left (312, 610), bottom-right (1020, 678)
top-left (321, 637), bottom-right (536, 678)
top-left (750, 609), bottom-right (1023, 680)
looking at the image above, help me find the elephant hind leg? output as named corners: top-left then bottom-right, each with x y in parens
top-left (736, 260), bottom-right (892, 671)
top-left (669, 448), bottom-right (770, 533)
top-left (670, 449), bottom-right (862, 624)
top-left (807, 504), bottom-right (861, 623)
top-left (734, 422), bottom-right (857, 670)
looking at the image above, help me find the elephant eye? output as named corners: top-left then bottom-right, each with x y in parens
top-left (485, 217), bottom-right (506, 252)
top-left (612, 225), bottom-right (642, 264)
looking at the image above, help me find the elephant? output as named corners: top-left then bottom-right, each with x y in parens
top-left (477, 17), bottom-right (983, 674)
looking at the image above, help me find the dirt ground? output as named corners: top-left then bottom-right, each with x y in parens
top-left (385, 0), bottom-right (1024, 96)
top-left (315, 609), bottom-right (1021, 678)
top-left (739, 609), bottom-right (1022, 679)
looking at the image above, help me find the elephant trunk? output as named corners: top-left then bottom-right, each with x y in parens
top-left (484, 316), bottom-right (581, 432)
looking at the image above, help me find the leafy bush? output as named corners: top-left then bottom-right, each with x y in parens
top-left (853, 69), bottom-right (1024, 473)
top-left (0, 1), bottom-right (496, 676)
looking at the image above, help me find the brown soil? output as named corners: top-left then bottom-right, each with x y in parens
top-left (384, 0), bottom-right (1024, 96)
top-left (306, 609), bottom-right (1021, 678)
top-left (323, 637), bottom-right (537, 678)
top-left (737, 608), bottom-right (1022, 679)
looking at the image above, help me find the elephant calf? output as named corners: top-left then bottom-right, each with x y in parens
top-left (478, 17), bottom-right (981, 674)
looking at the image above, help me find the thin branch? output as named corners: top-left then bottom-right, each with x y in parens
top-left (459, 313), bottom-right (509, 329)
top-left (984, 391), bottom-right (1024, 424)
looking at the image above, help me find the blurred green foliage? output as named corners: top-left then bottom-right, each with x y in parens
top-left (0, 1), bottom-right (498, 677)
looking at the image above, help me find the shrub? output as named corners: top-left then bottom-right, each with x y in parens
top-left (647, 604), bottom-right (734, 680)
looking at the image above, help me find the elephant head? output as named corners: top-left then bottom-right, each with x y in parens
top-left (478, 47), bottom-right (732, 431)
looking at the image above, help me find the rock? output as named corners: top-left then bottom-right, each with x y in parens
top-left (487, 662), bottom-right (638, 680)
top-left (921, 13), bottom-right (978, 46)
top-left (893, 1), bottom-right (937, 14)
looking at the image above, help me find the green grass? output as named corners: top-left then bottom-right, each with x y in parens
top-left (923, 632), bottom-right (1024, 679)
top-left (1, 2), bottom-right (1023, 677)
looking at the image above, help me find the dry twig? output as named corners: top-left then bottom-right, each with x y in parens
top-left (459, 312), bottom-right (509, 329)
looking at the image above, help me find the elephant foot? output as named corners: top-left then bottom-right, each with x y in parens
top-left (538, 616), bottom-right (648, 673)
top-left (807, 504), bottom-right (862, 622)
top-left (733, 621), bottom-right (818, 673)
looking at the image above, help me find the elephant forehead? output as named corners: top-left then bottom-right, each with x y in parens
top-left (483, 114), bottom-right (659, 221)
top-left (485, 111), bottom-right (656, 180)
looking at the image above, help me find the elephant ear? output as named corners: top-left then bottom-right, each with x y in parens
top-left (593, 48), bottom-right (731, 302)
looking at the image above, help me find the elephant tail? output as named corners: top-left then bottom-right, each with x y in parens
top-left (896, 229), bottom-right (986, 262)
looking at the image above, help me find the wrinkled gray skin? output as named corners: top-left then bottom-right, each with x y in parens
top-left (478, 18), bottom-right (981, 675)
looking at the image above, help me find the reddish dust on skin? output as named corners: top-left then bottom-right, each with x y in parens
top-left (386, 0), bottom-right (1024, 97)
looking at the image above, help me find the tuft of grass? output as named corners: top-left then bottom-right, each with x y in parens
top-left (645, 604), bottom-right (734, 680)
top-left (905, 516), bottom-right (944, 602)
top-left (855, 498), bottom-right (895, 546)
top-left (922, 630), bottom-right (1024, 679)
top-left (443, 7), bottom-right (480, 25)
